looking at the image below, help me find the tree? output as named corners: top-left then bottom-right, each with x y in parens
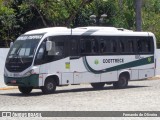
top-left (142, 0), bottom-right (160, 45)
top-left (0, 0), bottom-right (17, 47)
top-left (135, 0), bottom-right (142, 31)
top-left (0, 0), bottom-right (160, 47)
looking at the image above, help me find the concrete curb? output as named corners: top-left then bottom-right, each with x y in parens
top-left (0, 86), bottom-right (17, 90)
top-left (148, 75), bottom-right (160, 80)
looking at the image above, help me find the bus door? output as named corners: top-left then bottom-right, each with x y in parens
top-left (46, 36), bottom-right (74, 85)
top-left (52, 36), bottom-right (73, 85)
top-left (35, 36), bottom-right (73, 86)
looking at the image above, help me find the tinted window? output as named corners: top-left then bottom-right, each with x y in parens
top-left (137, 37), bottom-right (153, 53)
top-left (119, 38), bottom-right (135, 53)
top-left (98, 36), bottom-right (118, 54)
top-left (48, 41), bottom-right (64, 56)
top-left (99, 40), bottom-right (107, 53)
top-left (110, 40), bottom-right (117, 52)
top-left (80, 37), bottom-right (98, 54)
top-left (34, 36), bottom-right (66, 65)
top-left (127, 40), bottom-right (134, 53)
top-left (119, 40), bottom-right (126, 52)
top-left (70, 38), bottom-right (79, 56)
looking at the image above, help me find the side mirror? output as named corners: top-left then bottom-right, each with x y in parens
top-left (10, 42), bottom-right (13, 48)
top-left (46, 41), bottom-right (52, 51)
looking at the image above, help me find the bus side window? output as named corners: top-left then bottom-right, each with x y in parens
top-left (145, 39), bottom-right (152, 52)
top-left (91, 39), bottom-right (98, 53)
top-left (35, 41), bottom-right (46, 65)
top-left (137, 38), bottom-right (151, 53)
top-left (119, 40), bottom-right (125, 52)
top-left (80, 37), bottom-right (98, 54)
top-left (80, 40), bottom-right (92, 53)
top-left (137, 40), bottom-right (143, 53)
top-left (71, 39), bottom-right (78, 56)
top-left (110, 40), bottom-right (117, 53)
top-left (48, 41), bottom-right (64, 56)
top-left (99, 40), bottom-right (106, 53)
top-left (127, 40), bottom-right (134, 53)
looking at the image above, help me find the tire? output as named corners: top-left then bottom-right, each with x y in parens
top-left (91, 82), bottom-right (105, 89)
top-left (41, 78), bottom-right (56, 94)
top-left (113, 75), bottom-right (128, 89)
top-left (18, 86), bottom-right (33, 94)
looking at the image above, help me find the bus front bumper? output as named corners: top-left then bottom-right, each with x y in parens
top-left (4, 74), bottom-right (39, 87)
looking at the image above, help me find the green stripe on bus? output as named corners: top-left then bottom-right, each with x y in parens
top-left (83, 56), bottom-right (154, 74)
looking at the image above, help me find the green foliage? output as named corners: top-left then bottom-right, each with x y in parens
top-left (0, 0), bottom-right (17, 46)
top-left (0, 0), bottom-right (160, 47)
top-left (142, 0), bottom-right (160, 43)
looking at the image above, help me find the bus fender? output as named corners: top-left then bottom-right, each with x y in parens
top-left (42, 73), bottom-right (61, 86)
top-left (118, 70), bottom-right (131, 80)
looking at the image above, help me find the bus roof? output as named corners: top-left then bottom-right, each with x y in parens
top-left (25, 27), bottom-right (69, 34)
top-left (24, 26), bottom-right (154, 37)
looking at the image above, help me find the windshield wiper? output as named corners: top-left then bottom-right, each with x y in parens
top-left (9, 53), bottom-right (18, 57)
top-left (9, 53), bottom-right (24, 64)
top-left (18, 56), bottom-right (24, 64)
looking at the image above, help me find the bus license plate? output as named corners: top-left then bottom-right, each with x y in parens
top-left (11, 80), bottom-right (16, 84)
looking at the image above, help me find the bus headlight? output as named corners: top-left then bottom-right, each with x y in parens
top-left (24, 70), bottom-right (34, 77)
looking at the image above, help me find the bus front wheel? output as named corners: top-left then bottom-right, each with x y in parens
top-left (113, 75), bottom-right (128, 89)
top-left (41, 78), bottom-right (56, 94)
top-left (18, 86), bottom-right (33, 94)
top-left (91, 82), bottom-right (105, 89)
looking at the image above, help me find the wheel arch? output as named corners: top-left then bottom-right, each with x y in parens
top-left (45, 75), bottom-right (60, 86)
top-left (118, 70), bottom-right (130, 81)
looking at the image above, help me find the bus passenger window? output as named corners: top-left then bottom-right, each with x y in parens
top-left (111, 40), bottom-right (117, 52)
top-left (120, 40), bottom-right (125, 52)
top-left (145, 40), bottom-right (151, 52)
top-left (137, 40), bottom-right (142, 52)
top-left (81, 40), bottom-right (91, 53)
top-left (80, 40), bottom-right (92, 54)
top-left (80, 37), bottom-right (98, 54)
top-left (137, 39), bottom-right (151, 53)
top-left (71, 40), bottom-right (78, 56)
top-left (128, 40), bottom-right (134, 53)
top-left (100, 41), bottom-right (106, 53)
top-left (91, 40), bottom-right (98, 53)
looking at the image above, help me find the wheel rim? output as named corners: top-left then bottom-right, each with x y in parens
top-left (47, 82), bottom-right (54, 91)
top-left (120, 77), bottom-right (127, 86)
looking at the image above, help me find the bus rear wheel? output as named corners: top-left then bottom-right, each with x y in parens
top-left (113, 75), bottom-right (128, 89)
top-left (91, 82), bottom-right (105, 89)
top-left (41, 78), bottom-right (56, 94)
top-left (18, 86), bottom-right (33, 94)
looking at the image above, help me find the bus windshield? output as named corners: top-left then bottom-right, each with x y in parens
top-left (5, 34), bottom-right (43, 72)
top-left (8, 39), bottom-right (40, 58)
top-left (8, 34), bottom-right (43, 59)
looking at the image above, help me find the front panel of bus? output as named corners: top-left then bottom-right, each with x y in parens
top-left (4, 34), bottom-right (44, 87)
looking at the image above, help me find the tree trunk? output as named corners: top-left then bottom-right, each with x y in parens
top-left (31, 4), bottom-right (48, 27)
top-left (135, 0), bottom-right (142, 31)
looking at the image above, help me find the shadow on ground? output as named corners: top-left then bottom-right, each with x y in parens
top-left (0, 85), bottom-right (150, 97)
